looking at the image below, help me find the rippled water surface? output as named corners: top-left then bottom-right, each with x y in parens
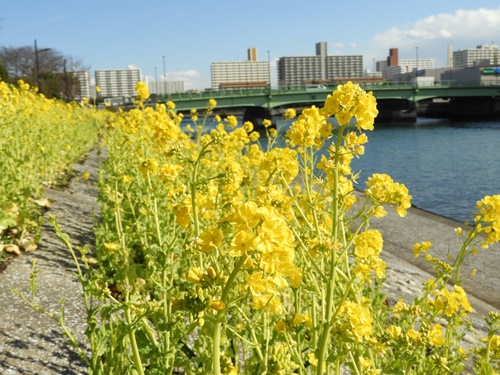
top-left (350, 118), bottom-right (500, 222)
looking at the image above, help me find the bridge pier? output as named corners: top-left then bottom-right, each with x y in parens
top-left (420, 97), bottom-right (500, 119)
top-left (242, 107), bottom-right (274, 127)
top-left (376, 99), bottom-right (417, 122)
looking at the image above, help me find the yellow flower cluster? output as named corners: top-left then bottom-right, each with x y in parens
top-left (405, 324), bottom-right (446, 348)
top-left (474, 195), bottom-right (500, 247)
top-left (365, 173), bottom-right (412, 217)
top-left (353, 229), bottom-right (386, 280)
top-left (338, 300), bottom-right (373, 342)
top-left (430, 285), bottom-right (473, 317)
top-left (227, 202), bottom-right (302, 314)
top-left (322, 81), bottom-right (378, 130)
top-left (135, 81), bottom-right (150, 101)
top-left (286, 106), bottom-right (332, 148)
top-left (283, 107), bottom-right (296, 120)
top-left (258, 147), bottom-right (299, 184)
top-left (0, 79), bottom-right (100, 254)
top-left (413, 241), bottom-right (432, 258)
top-left (92, 82), bottom-right (500, 374)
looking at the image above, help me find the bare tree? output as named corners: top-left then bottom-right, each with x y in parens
top-left (0, 43), bottom-right (89, 100)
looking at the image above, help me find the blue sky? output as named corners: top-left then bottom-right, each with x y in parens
top-left (2, 1), bottom-right (500, 90)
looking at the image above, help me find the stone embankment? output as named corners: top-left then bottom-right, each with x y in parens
top-left (0, 150), bottom-right (499, 374)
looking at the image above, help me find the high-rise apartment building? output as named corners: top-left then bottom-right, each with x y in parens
top-left (72, 70), bottom-right (91, 99)
top-left (148, 80), bottom-right (184, 95)
top-left (95, 65), bottom-right (141, 98)
top-left (277, 42), bottom-right (363, 87)
top-left (248, 47), bottom-right (258, 62)
top-left (211, 48), bottom-right (270, 90)
top-left (453, 44), bottom-right (500, 68)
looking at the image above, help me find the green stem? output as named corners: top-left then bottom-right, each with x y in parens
top-left (452, 227), bottom-right (481, 284)
top-left (234, 306), bottom-right (265, 366)
top-left (213, 254), bottom-right (248, 375)
top-left (317, 126), bottom-right (350, 375)
top-left (125, 291), bottom-right (145, 375)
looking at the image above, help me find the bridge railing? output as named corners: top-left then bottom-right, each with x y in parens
top-left (159, 81), bottom-right (500, 103)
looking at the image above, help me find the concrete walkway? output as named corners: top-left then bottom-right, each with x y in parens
top-left (0, 151), bottom-right (99, 375)
top-left (1, 150), bottom-right (499, 374)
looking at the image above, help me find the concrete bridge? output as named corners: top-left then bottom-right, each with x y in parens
top-left (161, 82), bottom-right (500, 121)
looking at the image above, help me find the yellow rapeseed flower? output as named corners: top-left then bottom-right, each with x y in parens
top-left (207, 98), bottom-right (217, 109)
top-left (228, 230), bottom-right (256, 257)
top-left (135, 81), bottom-right (150, 101)
top-left (413, 241), bottom-right (432, 258)
top-left (197, 226), bottom-right (224, 253)
top-left (387, 325), bottom-right (402, 339)
top-left (283, 108), bottom-right (296, 120)
top-left (225, 115), bottom-right (238, 128)
top-left (428, 324), bottom-right (445, 347)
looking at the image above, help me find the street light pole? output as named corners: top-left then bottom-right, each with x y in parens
top-left (267, 50), bottom-right (271, 93)
top-left (154, 67), bottom-right (158, 95)
top-left (163, 55), bottom-right (166, 96)
top-left (34, 39), bottom-right (51, 91)
top-left (416, 46), bottom-right (419, 77)
top-left (267, 50), bottom-right (272, 117)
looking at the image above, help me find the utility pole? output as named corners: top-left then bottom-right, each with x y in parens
top-left (35, 39), bottom-right (41, 89)
top-left (63, 59), bottom-right (69, 99)
top-left (267, 50), bottom-right (272, 112)
top-left (34, 39), bottom-right (51, 92)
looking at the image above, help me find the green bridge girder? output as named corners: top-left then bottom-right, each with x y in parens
top-left (162, 83), bottom-right (500, 112)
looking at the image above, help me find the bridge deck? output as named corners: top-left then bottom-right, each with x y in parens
top-left (160, 82), bottom-right (500, 112)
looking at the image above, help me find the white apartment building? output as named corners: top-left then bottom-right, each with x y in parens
top-left (148, 80), bottom-right (184, 95)
top-left (95, 65), bottom-right (141, 98)
top-left (211, 48), bottom-right (270, 90)
top-left (72, 70), bottom-right (91, 99)
top-left (277, 42), bottom-right (363, 87)
top-left (453, 44), bottom-right (500, 68)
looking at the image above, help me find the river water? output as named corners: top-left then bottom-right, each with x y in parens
top-left (269, 116), bottom-right (500, 223)
top-left (348, 117), bottom-right (500, 223)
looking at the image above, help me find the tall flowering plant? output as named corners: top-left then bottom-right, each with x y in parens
top-left (19, 81), bottom-right (500, 374)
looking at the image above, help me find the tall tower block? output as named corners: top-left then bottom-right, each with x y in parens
top-left (248, 48), bottom-right (257, 62)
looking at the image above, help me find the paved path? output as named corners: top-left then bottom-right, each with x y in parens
top-left (1, 150), bottom-right (499, 374)
top-left (0, 151), bottom-right (99, 375)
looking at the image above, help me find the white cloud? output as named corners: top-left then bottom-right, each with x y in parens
top-left (371, 7), bottom-right (500, 66)
top-left (145, 69), bottom-right (207, 90)
top-left (166, 69), bottom-right (200, 81)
